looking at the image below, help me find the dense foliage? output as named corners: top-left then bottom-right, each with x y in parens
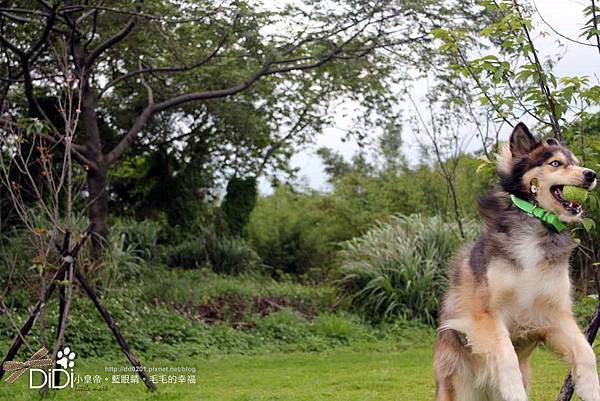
top-left (167, 226), bottom-right (261, 275)
top-left (247, 152), bottom-right (491, 278)
top-left (4, 3), bottom-right (600, 382)
top-left (221, 177), bottom-right (258, 236)
top-left (337, 215), bottom-right (477, 324)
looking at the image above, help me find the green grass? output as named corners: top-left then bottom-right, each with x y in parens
top-left (1, 267), bottom-right (596, 400)
top-left (0, 344), bottom-right (580, 401)
top-left (142, 268), bottom-right (336, 310)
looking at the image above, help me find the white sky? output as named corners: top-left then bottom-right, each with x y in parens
top-left (259, 0), bottom-right (600, 194)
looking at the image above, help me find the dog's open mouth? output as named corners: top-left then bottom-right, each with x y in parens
top-left (551, 185), bottom-right (583, 214)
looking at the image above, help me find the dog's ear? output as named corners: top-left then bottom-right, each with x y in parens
top-left (545, 137), bottom-right (560, 146)
top-left (510, 123), bottom-right (537, 157)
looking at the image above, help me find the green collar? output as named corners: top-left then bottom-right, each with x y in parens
top-left (510, 195), bottom-right (567, 233)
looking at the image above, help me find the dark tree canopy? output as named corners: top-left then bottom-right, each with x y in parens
top-left (0, 0), bottom-right (484, 253)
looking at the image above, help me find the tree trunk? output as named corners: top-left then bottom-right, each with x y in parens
top-left (87, 165), bottom-right (109, 257)
top-left (79, 74), bottom-right (109, 258)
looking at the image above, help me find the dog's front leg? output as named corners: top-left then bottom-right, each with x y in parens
top-left (546, 313), bottom-right (600, 401)
top-left (466, 314), bottom-right (528, 401)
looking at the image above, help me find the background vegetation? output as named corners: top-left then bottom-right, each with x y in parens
top-left (2, 0), bottom-right (600, 400)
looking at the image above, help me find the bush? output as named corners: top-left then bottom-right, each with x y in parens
top-left (111, 218), bottom-right (161, 259)
top-left (97, 226), bottom-right (146, 288)
top-left (254, 309), bottom-right (310, 342)
top-left (167, 226), bottom-right (261, 275)
top-left (247, 186), bottom-right (349, 276)
top-left (0, 229), bottom-right (34, 310)
top-left (168, 240), bottom-right (207, 269)
top-left (311, 313), bottom-right (362, 342)
top-left (337, 214), bottom-right (477, 325)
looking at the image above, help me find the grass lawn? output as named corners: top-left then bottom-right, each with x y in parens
top-left (0, 343), bottom-right (581, 401)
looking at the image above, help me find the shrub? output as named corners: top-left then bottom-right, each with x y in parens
top-left (167, 226), bottom-right (261, 275)
top-left (247, 186), bottom-right (349, 276)
top-left (210, 236), bottom-right (261, 275)
top-left (111, 219), bottom-right (161, 259)
top-left (97, 227), bottom-right (145, 288)
top-left (0, 229), bottom-right (34, 309)
top-left (311, 313), bottom-right (362, 342)
top-left (168, 240), bottom-right (207, 269)
top-left (253, 309), bottom-right (310, 342)
top-left (337, 214), bottom-right (477, 325)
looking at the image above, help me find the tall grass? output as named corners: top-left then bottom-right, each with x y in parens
top-left (337, 214), bottom-right (477, 325)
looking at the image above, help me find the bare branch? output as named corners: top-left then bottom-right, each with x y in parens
top-left (100, 34), bottom-right (228, 96)
top-left (0, 7), bottom-right (48, 18)
top-left (104, 14), bottom-right (377, 166)
top-left (83, 9), bottom-right (100, 49)
top-left (138, 60), bottom-right (154, 105)
top-left (36, 0), bottom-right (53, 12)
top-left (85, 15), bottom-right (137, 69)
top-left (29, 7), bottom-right (56, 58)
top-left (256, 104), bottom-right (312, 177)
top-left (532, 0), bottom-right (596, 47)
top-left (105, 105), bottom-right (154, 165)
top-left (0, 10), bottom-right (35, 24)
top-left (512, 0), bottom-right (562, 140)
top-left (73, 3), bottom-right (227, 23)
top-left (454, 44), bottom-right (515, 128)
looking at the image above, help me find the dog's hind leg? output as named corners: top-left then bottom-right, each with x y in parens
top-left (435, 329), bottom-right (469, 401)
top-left (446, 313), bottom-right (527, 401)
top-left (435, 376), bottom-right (455, 401)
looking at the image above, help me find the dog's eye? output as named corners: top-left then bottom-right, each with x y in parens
top-left (549, 160), bottom-right (561, 167)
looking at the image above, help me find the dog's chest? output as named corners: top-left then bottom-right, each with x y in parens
top-left (486, 244), bottom-right (571, 329)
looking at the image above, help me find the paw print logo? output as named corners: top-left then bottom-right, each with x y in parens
top-left (56, 347), bottom-right (76, 369)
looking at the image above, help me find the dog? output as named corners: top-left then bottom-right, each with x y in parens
top-left (434, 122), bottom-right (599, 401)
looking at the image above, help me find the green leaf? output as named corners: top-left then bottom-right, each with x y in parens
top-left (583, 217), bottom-right (596, 232)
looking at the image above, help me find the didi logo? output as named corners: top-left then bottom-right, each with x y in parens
top-left (2, 346), bottom-right (77, 390)
top-left (29, 347), bottom-right (76, 389)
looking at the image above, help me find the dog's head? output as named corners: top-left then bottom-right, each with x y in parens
top-left (497, 122), bottom-right (597, 224)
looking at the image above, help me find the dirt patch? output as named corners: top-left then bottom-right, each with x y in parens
top-left (174, 294), bottom-right (308, 327)
top-left (255, 296), bottom-right (288, 315)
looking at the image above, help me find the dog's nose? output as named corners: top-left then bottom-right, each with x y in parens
top-left (584, 169), bottom-right (597, 182)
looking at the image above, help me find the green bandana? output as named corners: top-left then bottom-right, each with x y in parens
top-left (510, 195), bottom-right (567, 233)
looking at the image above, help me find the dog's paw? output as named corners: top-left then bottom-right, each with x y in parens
top-left (499, 383), bottom-right (528, 401)
top-left (578, 391), bottom-right (600, 401)
top-left (574, 384), bottom-right (600, 401)
top-left (574, 372), bottom-right (600, 401)
top-left (500, 388), bottom-right (528, 401)
top-left (499, 374), bottom-right (528, 401)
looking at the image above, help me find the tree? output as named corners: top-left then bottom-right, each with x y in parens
top-left (222, 176), bottom-right (257, 236)
top-left (0, 0), bottom-right (483, 254)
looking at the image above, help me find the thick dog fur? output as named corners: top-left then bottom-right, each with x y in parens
top-left (434, 123), bottom-right (600, 401)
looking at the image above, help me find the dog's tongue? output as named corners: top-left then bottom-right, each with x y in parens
top-left (555, 186), bottom-right (564, 199)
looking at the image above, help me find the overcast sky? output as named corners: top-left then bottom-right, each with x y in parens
top-left (259, 0), bottom-right (600, 194)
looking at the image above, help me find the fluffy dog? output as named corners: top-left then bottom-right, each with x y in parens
top-left (434, 123), bottom-right (599, 401)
